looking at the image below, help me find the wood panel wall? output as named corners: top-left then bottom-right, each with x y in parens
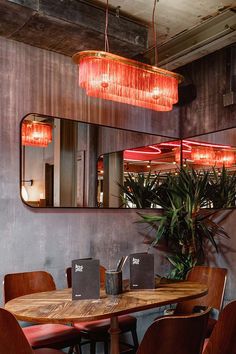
top-left (180, 46), bottom-right (236, 138)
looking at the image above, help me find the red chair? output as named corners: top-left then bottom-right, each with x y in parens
top-left (137, 309), bottom-right (210, 354)
top-left (0, 307), bottom-right (65, 354)
top-left (203, 300), bottom-right (236, 354)
top-left (3, 271), bottom-right (81, 353)
top-left (66, 266), bottom-right (139, 354)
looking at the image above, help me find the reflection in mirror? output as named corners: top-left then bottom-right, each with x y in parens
top-left (97, 140), bottom-right (181, 208)
top-left (21, 114), bottom-right (173, 208)
top-left (183, 127), bottom-right (236, 171)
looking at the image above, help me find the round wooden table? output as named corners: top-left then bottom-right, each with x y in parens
top-left (5, 281), bottom-right (207, 354)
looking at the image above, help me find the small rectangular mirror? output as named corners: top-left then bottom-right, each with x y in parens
top-left (20, 114), bottom-right (175, 208)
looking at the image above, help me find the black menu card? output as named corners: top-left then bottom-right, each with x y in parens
top-left (130, 253), bottom-right (155, 289)
top-left (72, 258), bottom-right (100, 300)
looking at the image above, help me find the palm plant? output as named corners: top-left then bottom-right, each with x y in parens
top-left (138, 168), bottom-right (229, 279)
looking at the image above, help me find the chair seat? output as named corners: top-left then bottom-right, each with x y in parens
top-left (23, 323), bottom-right (80, 348)
top-left (74, 315), bottom-right (137, 334)
top-left (34, 349), bottom-right (64, 354)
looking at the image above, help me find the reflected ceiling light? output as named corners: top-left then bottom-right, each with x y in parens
top-left (215, 150), bottom-right (235, 167)
top-left (72, 0), bottom-right (183, 112)
top-left (22, 120), bottom-right (53, 148)
top-left (191, 147), bottom-right (215, 165)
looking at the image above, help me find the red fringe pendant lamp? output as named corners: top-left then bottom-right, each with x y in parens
top-left (22, 120), bottom-right (53, 148)
top-left (73, 51), bottom-right (183, 111)
top-left (73, 0), bottom-right (183, 112)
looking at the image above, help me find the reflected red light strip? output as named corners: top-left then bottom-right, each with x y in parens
top-left (160, 142), bottom-right (192, 150)
top-left (160, 142), bottom-right (180, 147)
top-left (125, 150), bottom-right (161, 155)
top-left (183, 140), bottom-right (232, 149)
top-left (148, 145), bottom-right (162, 153)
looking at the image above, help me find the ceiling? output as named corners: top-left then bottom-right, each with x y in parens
top-left (0, 0), bottom-right (235, 68)
top-left (95, 0), bottom-right (234, 44)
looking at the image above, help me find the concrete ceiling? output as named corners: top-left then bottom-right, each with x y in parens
top-left (95, 0), bottom-right (234, 45)
top-left (0, 0), bottom-right (235, 68)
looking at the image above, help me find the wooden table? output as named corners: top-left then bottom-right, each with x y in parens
top-left (5, 281), bottom-right (207, 354)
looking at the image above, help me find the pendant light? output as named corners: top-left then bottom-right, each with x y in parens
top-left (73, 0), bottom-right (183, 112)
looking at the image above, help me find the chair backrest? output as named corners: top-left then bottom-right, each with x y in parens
top-left (203, 301), bottom-right (236, 354)
top-left (175, 266), bottom-right (227, 314)
top-left (66, 265), bottom-right (106, 288)
top-left (4, 271), bottom-right (56, 303)
top-left (0, 307), bottom-right (33, 354)
top-left (137, 308), bottom-right (210, 354)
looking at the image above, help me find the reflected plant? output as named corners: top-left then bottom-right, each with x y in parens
top-left (118, 172), bottom-right (160, 208)
top-left (206, 166), bottom-right (236, 208)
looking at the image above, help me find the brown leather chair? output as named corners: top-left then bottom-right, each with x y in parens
top-left (66, 266), bottom-right (139, 354)
top-left (174, 266), bottom-right (227, 336)
top-left (0, 307), bottom-right (65, 354)
top-left (137, 309), bottom-right (210, 354)
top-left (203, 300), bottom-right (236, 354)
top-left (175, 266), bottom-right (227, 314)
top-left (3, 271), bottom-right (81, 354)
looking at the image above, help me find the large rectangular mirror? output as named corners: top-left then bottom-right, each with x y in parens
top-left (21, 115), bottom-right (236, 208)
top-left (20, 114), bottom-right (174, 208)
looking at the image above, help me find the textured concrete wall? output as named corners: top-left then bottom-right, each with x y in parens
top-left (0, 37), bottom-right (236, 349)
top-left (0, 36), bottom-right (171, 300)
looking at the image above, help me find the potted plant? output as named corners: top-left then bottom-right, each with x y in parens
top-left (137, 168), bottom-right (230, 279)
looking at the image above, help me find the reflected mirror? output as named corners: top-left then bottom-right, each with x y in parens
top-left (97, 141), bottom-right (181, 207)
top-left (20, 114), bottom-right (173, 208)
top-left (97, 127), bottom-right (236, 208)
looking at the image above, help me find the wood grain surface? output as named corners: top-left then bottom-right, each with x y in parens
top-left (5, 281), bottom-right (207, 325)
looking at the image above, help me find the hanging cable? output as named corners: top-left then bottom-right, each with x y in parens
top-left (105, 0), bottom-right (110, 52)
top-left (152, 0), bottom-right (158, 65)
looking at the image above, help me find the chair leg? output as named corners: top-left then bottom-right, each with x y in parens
top-left (68, 346), bottom-right (74, 354)
top-left (68, 345), bottom-right (81, 354)
top-left (131, 328), bottom-right (139, 351)
top-left (74, 344), bottom-right (81, 354)
top-left (90, 340), bottom-right (96, 354)
top-left (104, 340), bottom-right (109, 354)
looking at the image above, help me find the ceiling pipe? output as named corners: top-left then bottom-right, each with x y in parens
top-left (223, 44), bottom-right (236, 106)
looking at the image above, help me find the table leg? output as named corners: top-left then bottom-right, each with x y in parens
top-left (109, 316), bottom-right (121, 354)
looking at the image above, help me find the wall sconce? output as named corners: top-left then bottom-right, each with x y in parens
top-left (21, 179), bottom-right (33, 202)
top-left (22, 179), bottom-right (33, 186)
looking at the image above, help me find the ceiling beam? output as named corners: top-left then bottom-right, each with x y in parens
top-left (142, 8), bottom-right (236, 70)
top-left (0, 0), bottom-right (148, 57)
